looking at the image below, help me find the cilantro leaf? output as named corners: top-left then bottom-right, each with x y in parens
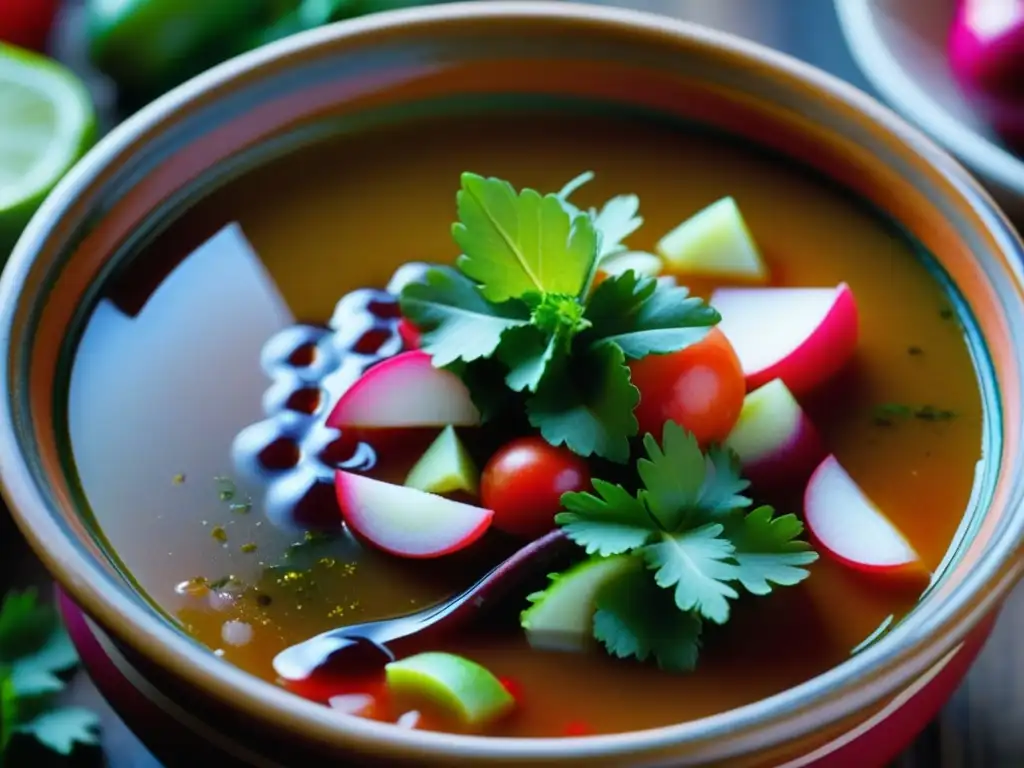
top-left (497, 325), bottom-right (560, 393)
top-left (453, 173), bottom-right (599, 302)
top-left (15, 707), bottom-right (100, 755)
top-left (497, 294), bottom-right (591, 393)
top-left (593, 565), bottom-right (702, 672)
top-left (450, 358), bottom-right (518, 423)
top-left (556, 479), bottom-right (656, 555)
top-left (642, 524), bottom-right (740, 624)
top-left (9, 629), bottom-right (78, 697)
top-left (591, 194), bottom-right (643, 259)
top-left (698, 446), bottom-right (753, 514)
top-left (727, 506), bottom-right (818, 595)
top-left (0, 591), bottom-right (55, 662)
top-left (636, 423), bottom-right (707, 531)
top-left (0, 670), bottom-right (15, 757)
top-left (556, 172), bottom-right (643, 258)
top-left (585, 272), bottom-right (719, 360)
top-left (0, 589), bottom-right (97, 762)
top-left (399, 267), bottom-right (529, 366)
top-left (556, 171), bottom-right (594, 208)
top-left (526, 343), bottom-right (639, 462)
top-left (633, 423), bottom-right (750, 531)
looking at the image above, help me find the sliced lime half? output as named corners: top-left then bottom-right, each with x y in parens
top-left (0, 43), bottom-right (96, 255)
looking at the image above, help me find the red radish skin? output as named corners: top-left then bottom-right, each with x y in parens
top-left (711, 283), bottom-right (859, 396)
top-left (723, 379), bottom-right (825, 491)
top-left (335, 471), bottom-right (493, 558)
top-left (949, 0), bottom-right (1024, 98)
top-left (398, 318), bottom-right (422, 350)
top-left (804, 455), bottom-right (926, 578)
top-left (326, 350), bottom-right (480, 430)
top-left (949, 0), bottom-right (1024, 147)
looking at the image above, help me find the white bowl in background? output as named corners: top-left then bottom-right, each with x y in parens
top-left (836, 0), bottom-right (1024, 221)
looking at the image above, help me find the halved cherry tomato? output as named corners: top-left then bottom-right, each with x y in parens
top-left (628, 327), bottom-right (745, 446)
top-left (481, 437), bottom-right (591, 539)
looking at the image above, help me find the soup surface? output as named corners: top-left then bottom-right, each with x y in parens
top-left (66, 110), bottom-right (983, 737)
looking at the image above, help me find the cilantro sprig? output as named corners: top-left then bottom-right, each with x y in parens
top-left (550, 422), bottom-right (818, 671)
top-left (400, 173), bottom-right (719, 462)
top-left (0, 590), bottom-right (99, 764)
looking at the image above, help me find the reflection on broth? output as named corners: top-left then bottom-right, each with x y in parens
top-left (66, 112), bottom-right (983, 738)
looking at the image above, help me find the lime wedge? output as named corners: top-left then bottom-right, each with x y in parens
top-left (0, 43), bottom-right (96, 255)
top-left (385, 652), bottom-right (515, 728)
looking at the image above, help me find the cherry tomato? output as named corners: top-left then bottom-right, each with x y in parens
top-left (481, 437), bottom-right (591, 539)
top-left (0, 0), bottom-right (58, 51)
top-left (628, 327), bottom-right (745, 446)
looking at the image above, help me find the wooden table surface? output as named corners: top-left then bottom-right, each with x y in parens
top-left (7, 0), bottom-right (1022, 766)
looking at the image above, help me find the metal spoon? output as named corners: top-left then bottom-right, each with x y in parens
top-left (273, 529), bottom-right (574, 682)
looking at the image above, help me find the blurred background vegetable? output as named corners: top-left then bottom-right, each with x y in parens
top-left (0, 0), bottom-right (59, 52)
top-left (0, 42), bottom-right (95, 256)
top-left (84, 0), bottom-right (435, 107)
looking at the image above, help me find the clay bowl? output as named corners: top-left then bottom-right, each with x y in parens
top-left (2, 3), bottom-right (1024, 765)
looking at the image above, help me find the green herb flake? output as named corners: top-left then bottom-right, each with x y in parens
top-left (207, 575), bottom-right (238, 591)
top-left (172, 473), bottom-right (186, 485)
top-left (214, 476), bottom-right (236, 502)
top-left (914, 405), bottom-right (956, 422)
top-left (240, 543), bottom-right (258, 554)
top-left (541, 422), bottom-right (816, 670)
top-left (872, 403), bottom-right (956, 426)
top-left (907, 346), bottom-right (923, 356)
top-left (211, 525), bottom-right (228, 543)
top-left (229, 500), bottom-right (252, 515)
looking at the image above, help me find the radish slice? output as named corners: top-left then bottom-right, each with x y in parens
top-left (336, 471), bottom-right (493, 558)
top-left (724, 379), bottom-right (825, 490)
top-left (711, 283), bottom-right (859, 396)
top-left (326, 350), bottom-right (480, 429)
top-left (804, 455), bottom-right (923, 575)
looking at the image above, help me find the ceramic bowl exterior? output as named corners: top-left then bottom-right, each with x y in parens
top-left (3, 4), bottom-right (1024, 765)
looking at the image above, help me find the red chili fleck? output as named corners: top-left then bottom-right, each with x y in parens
top-left (562, 720), bottom-right (594, 736)
top-left (398, 318), bottom-right (422, 350)
top-left (498, 676), bottom-right (523, 703)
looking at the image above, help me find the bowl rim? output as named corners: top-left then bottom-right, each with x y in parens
top-left (834, 0), bottom-right (1024, 201)
top-left (3, 1), bottom-right (1024, 763)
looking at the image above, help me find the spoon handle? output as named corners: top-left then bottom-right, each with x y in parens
top-left (273, 530), bottom-right (574, 681)
top-left (386, 529), bottom-right (573, 649)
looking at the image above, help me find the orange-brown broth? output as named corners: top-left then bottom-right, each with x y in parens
top-left (66, 112), bottom-right (982, 737)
